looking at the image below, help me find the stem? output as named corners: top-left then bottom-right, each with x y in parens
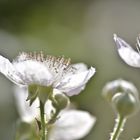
top-left (40, 100), bottom-right (46, 140)
top-left (110, 115), bottom-right (126, 140)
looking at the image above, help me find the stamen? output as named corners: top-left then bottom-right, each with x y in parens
top-left (40, 51), bottom-right (44, 62)
top-left (16, 52), bottom-right (72, 68)
top-left (29, 52), bottom-right (33, 59)
top-left (136, 35), bottom-right (140, 54)
top-left (15, 52), bottom-right (47, 62)
top-left (136, 44), bottom-right (140, 54)
top-left (33, 53), bottom-right (36, 59)
top-left (44, 55), bottom-right (73, 80)
top-left (15, 52), bottom-right (74, 80)
top-left (15, 52), bottom-right (29, 62)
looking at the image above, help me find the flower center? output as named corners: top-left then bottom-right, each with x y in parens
top-left (45, 55), bottom-right (76, 85)
top-left (16, 52), bottom-right (77, 84)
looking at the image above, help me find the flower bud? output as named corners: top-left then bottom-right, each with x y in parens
top-left (52, 93), bottom-right (69, 110)
top-left (112, 92), bottom-right (139, 117)
top-left (102, 79), bottom-right (139, 103)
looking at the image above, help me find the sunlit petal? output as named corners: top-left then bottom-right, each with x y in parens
top-left (0, 55), bottom-right (24, 85)
top-left (49, 110), bottom-right (96, 140)
top-left (14, 86), bottom-right (40, 122)
top-left (114, 34), bottom-right (140, 67)
top-left (57, 67), bottom-right (95, 96)
top-left (72, 63), bottom-right (88, 72)
top-left (44, 100), bottom-right (55, 120)
top-left (13, 60), bottom-right (53, 86)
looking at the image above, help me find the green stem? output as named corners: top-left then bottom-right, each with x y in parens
top-left (110, 115), bottom-right (126, 140)
top-left (40, 100), bottom-right (46, 140)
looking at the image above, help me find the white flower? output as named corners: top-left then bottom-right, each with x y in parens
top-left (113, 34), bottom-right (140, 67)
top-left (14, 87), bottom-right (96, 140)
top-left (0, 52), bottom-right (95, 96)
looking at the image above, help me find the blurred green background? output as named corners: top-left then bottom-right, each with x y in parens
top-left (0, 0), bottom-right (140, 140)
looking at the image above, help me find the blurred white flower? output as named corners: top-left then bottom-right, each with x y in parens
top-left (48, 110), bottom-right (95, 140)
top-left (113, 34), bottom-right (140, 67)
top-left (134, 137), bottom-right (140, 140)
top-left (14, 86), bottom-right (96, 140)
top-left (0, 52), bottom-right (95, 96)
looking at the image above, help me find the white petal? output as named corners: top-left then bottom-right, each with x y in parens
top-left (0, 55), bottom-right (24, 85)
top-left (118, 48), bottom-right (140, 67)
top-left (49, 110), bottom-right (96, 140)
top-left (64, 85), bottom-right (86, 96)
top-left (57, 67), bottom-right (95, 96)
top-left (13, 60), bottom-right (53, 86)
top-left (114, 34), bottom-right (140, 67)
top-left (14, 86), bottom-right (40, 122)
top-left (44, 100), bottom-right (55, 120)
top-left (72, 63), bottom-right (88, 72)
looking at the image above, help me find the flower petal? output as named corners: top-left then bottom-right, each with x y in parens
top-left (57, 67), bottom-right (95, 96)
top-left (44, 100), bottom-right (55, 120)
top-left (13, 60), bottom-right (53, 86)
top-left (14, 86), bottom-right (40, 122)
top-left (72, 63), bottom-right (88, 72)
top-left (62, 85), bottom-right (86, 96)
top-left (0, 55), bottom-right (24, 85)
top-left (114, 34), bottom-right (140, 67)
top-left (49, 110), bottom-right (96, 140)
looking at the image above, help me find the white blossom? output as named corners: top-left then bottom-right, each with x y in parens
top-left (14, 87), bottom-right (96, 140)
top-left (113, 34), bottom-right (140, 67)
top-left (0, 52), bottom-right (95, 96)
